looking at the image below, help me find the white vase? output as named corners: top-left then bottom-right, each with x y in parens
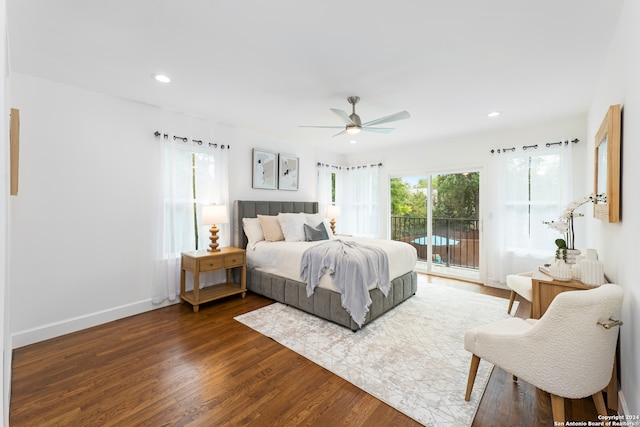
top-left (582, 260), bottom-right (605, 286)
top-left (556, 248), bottom-right (581, 264)
top-left (549, 260), bottom-right (573, 281)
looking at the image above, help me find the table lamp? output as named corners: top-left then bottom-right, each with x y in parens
top-left (202, 205), bottom-right (229, 252)
top-left (325, 205), bottom-right (341, 235)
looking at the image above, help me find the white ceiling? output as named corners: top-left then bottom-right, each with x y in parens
top-left (7, 0), bottom-right (623, 154)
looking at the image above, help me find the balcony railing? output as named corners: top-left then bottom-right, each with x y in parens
top-left (391, 216), bottom-right (479, 270)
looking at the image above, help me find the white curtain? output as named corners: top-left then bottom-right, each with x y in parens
top-left (152, 135), bottom-right (229, 304)
top-left (487, 144), bottom-right (573, 283)
top-left (341, 164), bottom-right (383, 238)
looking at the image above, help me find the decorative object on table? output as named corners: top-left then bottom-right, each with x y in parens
top-left (277, 153), bottom-right (299, 190)
top-left (324, 204), bottom-right (340, 235)
top-left (544, 194), bottom-right (605, 263)
top-left (252, 148), bottom-right (277, 189)
top-left (549, 260), bottom-right (572, 281)
top-left (582, 259), bottom-right (606, 286)
top-left (585, 248), bottom-right (599, 261)
top-left (571, 258), bottom-right (583, 280)
top-left (202, 204), bottom-right (229, 252)
top-left (594, 104), bottom-right (621, 223)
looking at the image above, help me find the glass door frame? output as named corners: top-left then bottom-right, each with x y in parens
top-left (387, 166), bottom-right (484, 283)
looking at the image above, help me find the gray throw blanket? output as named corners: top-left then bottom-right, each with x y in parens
top-left (300, 239), bottom-right (390, 327)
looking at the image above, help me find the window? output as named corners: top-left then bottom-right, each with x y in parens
top-left (153, 136), bottom-right (229, 303)
top-left (503, 153), bottom-right (563, 253)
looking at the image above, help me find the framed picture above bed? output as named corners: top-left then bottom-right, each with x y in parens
top-left (278, 153), bottom-right (299, 190)
top-left (252, 148), bottom-right (277, 189)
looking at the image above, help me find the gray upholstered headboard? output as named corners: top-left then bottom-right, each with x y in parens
top-left (233, 200), bottom-right (319, 249)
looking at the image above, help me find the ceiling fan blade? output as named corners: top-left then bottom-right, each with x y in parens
top-left (361, 110), bottom-right (411, 127)
top-left (299, 125), bottom-right (345, 129)
top-left (330, 108), bottom-right (355, 125)
top-left (362, 127), bottom-right (396, 134)
top-left (332, 129), bottom-right (347, 137)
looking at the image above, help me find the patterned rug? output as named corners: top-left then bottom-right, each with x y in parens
top-left (234, 284), bottom-right (516, 426)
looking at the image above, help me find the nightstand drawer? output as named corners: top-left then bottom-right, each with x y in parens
top-left (224, 253), bottom-right (245, 268)
top-left (200, 257), bottom-right (224, 272)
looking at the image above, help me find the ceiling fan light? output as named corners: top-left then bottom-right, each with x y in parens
top-left (153, 73), bottom-right (171, 83)
top-left (346, 125), bottom-right (361, 134)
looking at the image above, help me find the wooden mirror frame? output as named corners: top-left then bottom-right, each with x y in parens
top-left (594, 104), bottom-right (621, 222)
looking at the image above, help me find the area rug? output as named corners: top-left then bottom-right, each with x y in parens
top-left (234, 284), bottom-right (516, 426)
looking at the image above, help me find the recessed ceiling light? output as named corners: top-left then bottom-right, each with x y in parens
top-left (487, 111), bottom-right (501, 118)
top-left (350, 140), bottom-right (357, 144)
top-left (153, 74), bottom-right (171, 83)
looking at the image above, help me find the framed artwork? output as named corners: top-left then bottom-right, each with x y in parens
top-left (278, 153), bottom-right (299, 190)
top-left (594, 104), bottom-right (621, 223)
top-left (252, 148), bottom-right (277, 189)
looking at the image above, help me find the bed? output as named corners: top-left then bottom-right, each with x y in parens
top-left (232, 200), bottom-right (418, 330)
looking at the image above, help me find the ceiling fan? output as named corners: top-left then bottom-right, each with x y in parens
top-left (300, 96), bottom-right (410, 137)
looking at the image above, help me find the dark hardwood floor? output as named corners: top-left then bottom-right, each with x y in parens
top-left (10, 274), bottom-right (611, 426)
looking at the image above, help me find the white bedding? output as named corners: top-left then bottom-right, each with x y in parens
top-left (246, 236), bottom-right (417, 293)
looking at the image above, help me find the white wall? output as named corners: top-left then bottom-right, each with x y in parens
top-left (586, 0), bottom-right (639, 416)
top-left (1, 0), bottom-right (11, 423)
top-left (9, 72), bottom-right (333, 347)
top-left (346, 116), bottom-right (588, 285)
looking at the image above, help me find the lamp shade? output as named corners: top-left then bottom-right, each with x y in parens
top-left (325, 205), bottom-right (341, 219)
top-left (202, 205), bottom-right (229, 225)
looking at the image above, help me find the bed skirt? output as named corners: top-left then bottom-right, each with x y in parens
top-left (246, 269), bottom-right (418, 331)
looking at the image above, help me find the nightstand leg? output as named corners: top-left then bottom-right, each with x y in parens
top-left (193, 271), bottom-right (200, 313)
top-left (180, 266), bottom-right (186, 304)
top-left (241, 264), bottom-right (246, 298)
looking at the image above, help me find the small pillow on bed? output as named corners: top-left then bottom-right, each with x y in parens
top-left (242, 217), bottom-right (265, 249)
top-left (304, 222), bottom-right (329, 241)
top-left (305, 213), bottom-right (333, 238)
top-left (277, 212), bottom-right (308, 242)
top-left (257, 215), bottom-right (285, 242)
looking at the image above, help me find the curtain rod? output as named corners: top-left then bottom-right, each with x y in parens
top-left (153, 131), bottom-right (230, 149)
top-left (317, 162), bottom-right (342, 170)
top-left (317, 162), bottom-right (383, 170)
top-left (490, 138), bottom-right (578, 154)
top-left (346, 162), bottom-right (382, 170)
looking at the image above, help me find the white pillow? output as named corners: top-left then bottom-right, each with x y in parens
top-left (257, 215), bottom-right (285, 242)
top-left (242, 217), bottom-right (265, 249)
top-left (277, 212), bottom-right (308, 242)
top-left (305, 213), bottom-right (324, 227)
top-left (305, 213), bottom-right (333, 238)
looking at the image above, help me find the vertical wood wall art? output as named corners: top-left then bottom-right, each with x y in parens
top-left (10, 108), bottom-right (20, 196)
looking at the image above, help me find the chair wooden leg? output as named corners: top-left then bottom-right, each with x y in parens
top-left (607, 358), bottom-right (618, 410)
top-left (550, 394), bottom-right (565, 425)
top-left (507, 290), bottom-right (516, 314)
top-left (465, 354), bottom-right (481, 401)
top-left (593, 391), bottom-right (608, 417)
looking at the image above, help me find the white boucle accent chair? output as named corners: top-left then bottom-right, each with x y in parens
top-left (506, 272), bottom-right (533, 317)
top-left (464, 283), bottom-right (623, 424)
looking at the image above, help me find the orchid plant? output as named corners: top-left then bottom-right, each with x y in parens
top-left (544, 193), bottom-right (606, 255)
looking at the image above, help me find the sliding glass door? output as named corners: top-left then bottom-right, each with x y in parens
top-left (390, 170), bottom-right (480, 282)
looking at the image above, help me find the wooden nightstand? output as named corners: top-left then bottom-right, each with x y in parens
top-left (179, 247), bottom-right (246, 312)
top-left (530, 270), bottom-right (596, 319)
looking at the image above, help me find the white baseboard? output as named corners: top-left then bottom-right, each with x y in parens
top-left (11, 298), bottom-right (178, 348)
top-left (483, 278), bottom-right (509, 290)
top-left (618, 389), bottom-right (629, 416)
